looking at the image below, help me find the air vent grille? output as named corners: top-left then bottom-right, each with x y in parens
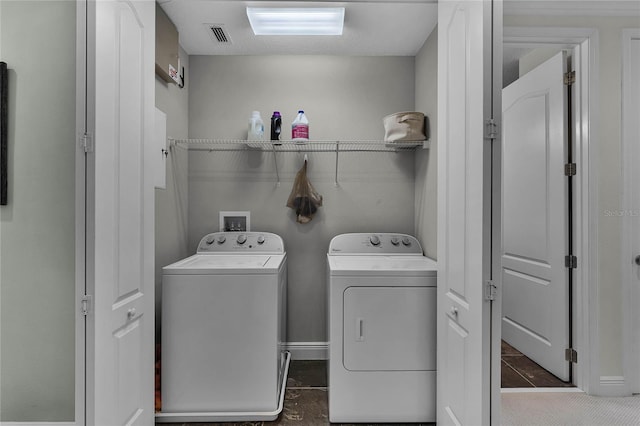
top-left (209, 25), bottom-right (231, 43)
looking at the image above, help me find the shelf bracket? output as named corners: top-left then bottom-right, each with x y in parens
top-left (334, 141), bottom-right (340, 186)
top-left (272, 144), bottom-right (280, 187)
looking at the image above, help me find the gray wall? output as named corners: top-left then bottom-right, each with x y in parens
top-left (504, 14), bottom-right (640, 378)
top-left (155, 47), bottom-right (190, 342)
top-left (414, 27), bottom-right (438, 260)
top-left (0, 1), bottom-right (76, 421)
top-left (188, 55), bottom-right (417, 343)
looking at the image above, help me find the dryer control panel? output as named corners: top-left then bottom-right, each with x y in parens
top-left (328, 233), bottom-right (423, 255)
top-left (197, 232), bottom-right (285, 254)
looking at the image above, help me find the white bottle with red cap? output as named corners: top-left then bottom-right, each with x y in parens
top-left (291, 110), bottom-right (309, 143)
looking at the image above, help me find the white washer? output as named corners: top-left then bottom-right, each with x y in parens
top-left (327, 233), bottom-right (437, 423)
top-left (156, 232), bottom-right (289, 423)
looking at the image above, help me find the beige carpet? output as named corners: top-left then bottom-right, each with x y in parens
top-left (501, 392), bottom-right (640, 425)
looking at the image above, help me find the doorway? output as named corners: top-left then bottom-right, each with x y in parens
top-left (499, 19), bottom-right (600, 417)
top-left (500, 49), bottom-right (576, 389)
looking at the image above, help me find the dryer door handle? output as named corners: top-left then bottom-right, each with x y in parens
top-left (356, 318), bottom-right (365, 342)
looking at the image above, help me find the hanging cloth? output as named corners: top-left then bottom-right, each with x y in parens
top-left (286, 158), bottom-right (323, 224)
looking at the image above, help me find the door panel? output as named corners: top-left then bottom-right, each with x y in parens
top-left (437, 1), bottom-right (495, 424)
top-left (89, 0), bottom-right (155, 424)
top-left (501, 51), bottom-right (569, 381)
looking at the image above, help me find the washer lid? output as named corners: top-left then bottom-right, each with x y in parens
top-left (163, 253), bottom-right (286, 275)
top-left (327, 255), bottom-right (437, 277)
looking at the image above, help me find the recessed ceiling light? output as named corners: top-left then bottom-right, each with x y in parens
top-left (246, 7), bottom-right (345, 36)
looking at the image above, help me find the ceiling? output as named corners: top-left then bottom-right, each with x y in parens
top-left (158, 0), bottom-right (639, 63)
top-left (157, 1), bottom-right (439, 56)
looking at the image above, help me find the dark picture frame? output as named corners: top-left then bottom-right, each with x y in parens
top-left (1, 61), bottom-right (7, 205)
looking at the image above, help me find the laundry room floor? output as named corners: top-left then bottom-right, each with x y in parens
top-left (156, 359), bottom-right (434, 426)
top-left (156, 343), bottom-right (572, 426)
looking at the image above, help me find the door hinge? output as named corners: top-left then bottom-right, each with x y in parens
top-left (565, 255), bottom-right (577, 269)
top-left (485, 119), bottom-right (498, 140)
top-left (81, 132), bottom-right (94, 153)
top-left (81, 295), bottom-right (92, 316)
top-left (564, 163), bottom-right (577, 176)
top-left (564, 71), bottom-right (576, 85)
top-left (565, 348), bottom-right (578, 363)
top-left (485, 280), bottom-right (497, 301)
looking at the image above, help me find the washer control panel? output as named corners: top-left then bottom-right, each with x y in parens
top-left (197, 232), bottom-right (284, 254)
top-left (328, 233), bottom-right (423, 255)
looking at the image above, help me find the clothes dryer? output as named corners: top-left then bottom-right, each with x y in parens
top-left (327, 233), bottom-right (437, 423)
top-left (156, 232), bottom-right (288, 423)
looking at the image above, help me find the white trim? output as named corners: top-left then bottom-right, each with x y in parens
top-left (283, 342), bottom-right (328, 360)
top-left (74, 0), bottom-right (87, 424)
top-left (620, 28), bottom-right (640, 396)
top-left (504, 1), bottom-right (640, 18)
top-left (491, 4), bottom-right (505, 425)
top-left (600, 376), bottom-right (626, 386)
top-left (502, 26), bottom-right (599, 395)
top-left (574, 32), bottom-right (599, 397)
top-left (599, 376), bottom-right (629, 397)
top-left (500, 387), bottom-right (584, 394)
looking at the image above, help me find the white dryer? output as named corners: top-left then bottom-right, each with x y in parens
top-left (327, 233), bottom-right (437, 423)
top-left (156, 232), bottom-right (289, 423)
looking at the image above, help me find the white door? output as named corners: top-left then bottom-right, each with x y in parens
top-left (85, 0), bottom-right (155, 424)
top-left (437, 0), bottom-right (498, 424)
top-left (622, 29), bottom-right (640, 393)
top-left (501, 52), bottom-right (570, 381)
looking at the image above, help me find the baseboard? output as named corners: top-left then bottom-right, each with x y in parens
top-left (284, 342), bottom-right (328, 360)
top-left (599, 376), bottom-right (630, 397)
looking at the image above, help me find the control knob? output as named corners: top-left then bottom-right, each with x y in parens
top-left (390, 237), bottom-right (400, 246)
top-left (216, 235), bottom-right (226, 244)
top-left (205, 235), bottom-right (215, 245)
top-left (257, 235), bottom-right (265, 245)
top-left (236, 234), bottom-right (247, 245)
top-left (369, 235), bottom-right (381, 246)
top-left (402, 237), bottom-right (411, 246)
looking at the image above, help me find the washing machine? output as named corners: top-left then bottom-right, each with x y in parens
top-left (327, 233), bottom-right (437, 423)
top-left (156, 232), bottom-right (289, 423)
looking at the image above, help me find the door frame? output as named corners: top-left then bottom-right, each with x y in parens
top-left (621, 27), bottom-right (640, 396)
top-left (75, 0), bottom-right (87, 424)
top-left (499, 26), bottom-right (599, 395)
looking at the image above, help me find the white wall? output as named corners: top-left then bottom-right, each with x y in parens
top-left (415, 26), bottom-right (438, 260)
top-left (188, 55), bottom-right (417, 343)
top-left (155, 47), bottom-right (190, 342)
top-left (505, 14), bottom-right (640, 379)
top-left (0, 1), bottom-right (76, 421)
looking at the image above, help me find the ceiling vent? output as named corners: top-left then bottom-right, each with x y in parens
top-left (206, 24), bottom-right (232, 43)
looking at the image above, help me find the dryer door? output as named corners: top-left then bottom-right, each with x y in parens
top-left (343, 286), bottom-right (436, 371)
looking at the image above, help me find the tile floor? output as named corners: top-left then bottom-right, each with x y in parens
top-left (157, 360), bottom-right (433, 426)
top-left (156, 342), bottom-right (572, 425)
top-left (501, 340), bottom-right (575, 388)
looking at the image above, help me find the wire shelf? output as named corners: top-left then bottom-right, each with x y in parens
top-left (168, 138), bottom-right (430, 186)
top-left (170, 139), bottom-right (428, 152)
